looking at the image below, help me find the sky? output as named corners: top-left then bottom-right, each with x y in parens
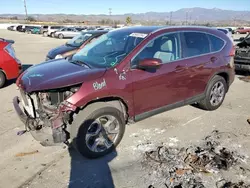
top-left (0, 0), bottom-right (250, 15)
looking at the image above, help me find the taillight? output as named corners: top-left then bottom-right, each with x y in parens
top-left (229, 46), bottom-right (235, 57)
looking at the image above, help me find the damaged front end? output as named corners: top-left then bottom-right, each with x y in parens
top-left (235, 34), bottom-right (250, 71)
top-left (13, 85), bottom-right (80, 146)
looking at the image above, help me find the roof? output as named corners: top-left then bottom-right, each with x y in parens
top-left (80, 30), bottom-right (108, 35)
top-left (111, 26), bottom-right (164, 34)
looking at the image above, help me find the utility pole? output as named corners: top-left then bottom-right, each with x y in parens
top-left (185, 11), bottom-right (188, 25)
top-left (109, 8), bottom-right (112, 16)
top-left (109, 8), bottom-right (112, 26)
top-left (169, 11), bottom-right (172, 25)
top-left (23, 0), bottom-right (28, 20)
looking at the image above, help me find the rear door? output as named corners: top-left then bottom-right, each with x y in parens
top-left (179, 31), bottom-right (219, 98)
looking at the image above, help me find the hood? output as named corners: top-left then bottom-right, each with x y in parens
top-left (47, 44), bottom-right (78, 59)
top-left (17, 59), bottom-right (106, 93)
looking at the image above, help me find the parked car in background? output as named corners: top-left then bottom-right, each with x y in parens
top-left (45, 26), bottom-right (63, 37)
top-left (31, 27), bottom-right (41, 34)
top-left (7, 26), bottom-right (15, 31)
top-left (40, 25), bottom-right (49, 35)
top-left (235, 27), bottom-right (250, 34)
top-left (234, 33), bottom-right (250, 71)
top-left (46, 30), bottom-right (108, 60)
top-left (54, 27), bottom-right (81, 39)
top-left (14, 26), bottom-right (235, 158)
top-left (23, 26), bottom-right (40, 34)
top-left (0, 38), bottom-right (22, 88)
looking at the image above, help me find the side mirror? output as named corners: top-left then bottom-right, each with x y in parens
top-left (137, 58), bottom-right (162, 69)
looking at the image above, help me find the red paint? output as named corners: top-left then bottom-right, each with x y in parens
top-left (0, 40), bottom-right (21, 80)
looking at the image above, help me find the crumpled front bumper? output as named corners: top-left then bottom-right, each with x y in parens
top-left (13, 96), bottom-right (28, 125)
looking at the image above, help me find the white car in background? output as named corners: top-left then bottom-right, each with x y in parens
top-left (43, 26), bottom-right (64, 37)
top-left (54, 27), bottom-right (81, 39)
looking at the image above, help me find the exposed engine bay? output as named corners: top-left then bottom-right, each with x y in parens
top-left (235, 34), bottom-right (250, 62)
top-left (20, 85), bottom-right (80, 146)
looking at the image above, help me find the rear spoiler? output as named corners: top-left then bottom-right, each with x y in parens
top-left (0, 38), bottom-right (15, 44)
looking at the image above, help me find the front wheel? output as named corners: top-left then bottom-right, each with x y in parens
top-left (58, 34), bottom-right (64, 39)
top-left (71, 102), bottom-right (125, 158)
top-left (197, 75), bottom-right (227, 111)
top-left (51, 32), bottom-right (55, 38)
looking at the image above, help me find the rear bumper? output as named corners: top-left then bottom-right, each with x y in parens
top-left (13, 96), bottom-right (28, 124)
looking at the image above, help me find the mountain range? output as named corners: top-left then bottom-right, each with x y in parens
top-left (1, 7), bottom-right (250, 24)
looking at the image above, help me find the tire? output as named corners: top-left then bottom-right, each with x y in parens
top-left (236, 32), bottom-right (240, 34)
top-left (0, 71), bottom-right (6, 88)
top-left (71, 102), bottom-right (125, 158)
top-left (43, 32), bottom-right (48, 37)
top-left (51, 32), bottom-right (55, 38)
top-left (198, 75), bottom-right (227, 111)
top-left (58, 34), bottom-right (64, 39)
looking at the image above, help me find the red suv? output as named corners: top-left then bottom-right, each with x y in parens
top-left (13, 26), bottom-right (235, 158)
top-left (0, 38), bottom-right (22, 88)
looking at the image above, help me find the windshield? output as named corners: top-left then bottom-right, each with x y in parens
top-left (71, 30), bottom-right (147, 68)
top-left (66, 33), bottom-right (93, 47)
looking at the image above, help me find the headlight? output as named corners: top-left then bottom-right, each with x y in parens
top-left (55, 54), bottom-right (63, 59)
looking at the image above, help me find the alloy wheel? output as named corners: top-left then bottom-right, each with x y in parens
top-left (210, 81), bottom-right (225, 106)
top-left (85, 115), bottom-right (120, 153)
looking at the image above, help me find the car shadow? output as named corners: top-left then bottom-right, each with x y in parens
top-left (68, 144), bottom-right (116, 188)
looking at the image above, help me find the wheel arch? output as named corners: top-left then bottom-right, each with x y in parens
top-left (206, 71), bottom-right (230, 93)
top-left (79, 96), bottom-right (129, 123)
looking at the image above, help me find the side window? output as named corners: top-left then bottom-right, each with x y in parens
top-left (208, 34), bottom-right (225, 52)
top-left (132, 33), bottom-right (180, 67)
top-left (182, 32), bottom-right (210, 58)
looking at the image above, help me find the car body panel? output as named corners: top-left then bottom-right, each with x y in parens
top-left (16, 59), bottom-right (106, 92)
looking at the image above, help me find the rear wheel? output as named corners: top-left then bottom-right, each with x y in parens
top-left (51, 32), bottom-right (55, 38)
top-left (0, 71), bottom-right (6, 88)
top-left (43, 31), bottom-right (48, 37)
top-left (58, 34), bottom-right (64, 39)
top-left (198, 75), bottom-right (227, 111)
top-left (71, 102), bottom-right (125, 158)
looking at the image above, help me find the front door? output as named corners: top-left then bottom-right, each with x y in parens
top-left (131, 32), bottom-right (191, 117)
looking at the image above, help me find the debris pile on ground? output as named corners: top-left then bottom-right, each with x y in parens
top-left (142, 130), bottom-right (249, 188)
top-left (216, 179), bottom-right (250, 188)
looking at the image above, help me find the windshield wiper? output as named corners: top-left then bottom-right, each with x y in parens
top-left (69, 60), bottom-right (91, 68)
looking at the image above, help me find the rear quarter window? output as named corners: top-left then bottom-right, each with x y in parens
top-left (181, 32), bottom-right (210, 58)
top-left (207, 34), bottom-right (225, 52)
